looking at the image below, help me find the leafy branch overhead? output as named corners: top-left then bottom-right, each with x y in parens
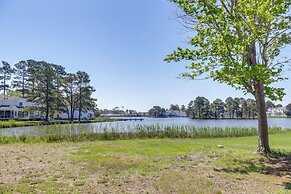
top-left (165, 0), bottom-right (291, 101)
top-left (165, 0), bottom-right (290, 153)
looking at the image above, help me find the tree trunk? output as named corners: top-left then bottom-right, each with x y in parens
top-left (71, 110), bottom-right (75, 121)
top-left (45, 81), bottom-right (49, 122)
top-left (45, 104), bottom-right (49, 122)
top-left (32, 80), bottom-right (35, 97)
top-left (71, 107), bottom-right (74, 121)
top-left (67, 109), bottom-right (70, 120)
top-left (246, 40), bottom-right (270, 153)
top-left (70, 89), bottom-right (74, 121)
top-left (254, 81), bottom-right (270, 154)
top-left (78, 87), bottom-right (82, 122)
top-left (3, 74), bottom-right (6, 96)
top-left (22, 76), bottom-right (25, 98)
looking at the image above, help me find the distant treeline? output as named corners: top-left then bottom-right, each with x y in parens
top-left (0, 60), bottom-right (96, 122)
top-left (148, 97), bottom-right (289, 119)
top-left (187, 96), bottom-right (257, 119)
top-left (187, 96), bottom-right (287, 119)
top-left (148, 104), bottom-right (187, 118)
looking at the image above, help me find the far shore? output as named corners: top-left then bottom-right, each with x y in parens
top-left (0, 117), bottom-right (122, 129)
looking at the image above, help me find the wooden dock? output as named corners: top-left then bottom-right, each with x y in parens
top-left (122, 118), bottom-right (144, 121)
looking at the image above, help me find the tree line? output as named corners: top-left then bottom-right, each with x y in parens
top-left (285, 104), bottom-right (291, 118)
top-left (187, 96), bottom-right (286, 119)
top-left (0, 60), bottom-right (96, 122)
top-left (187, 96), bottom-right (257, 119)
top-left (148, 104), bottom-right (187, 118)
top-left (148, 97), bottom-right (288, 119)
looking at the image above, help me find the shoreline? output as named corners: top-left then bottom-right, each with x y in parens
top-left (0, 117), bottom-right (123, 129)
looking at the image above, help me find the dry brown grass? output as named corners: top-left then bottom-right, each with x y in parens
top-left (0, 136), bottom-right (290, 193)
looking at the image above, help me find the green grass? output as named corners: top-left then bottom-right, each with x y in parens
top-left (0, 120), bottom-right (41, 128)
top-left (70, 134), bottom-right (287, 176)
top-left (1, 181), bottom-right (73, 193)
top-left (0, 133), bottom-right (291, 193)
top-left (268, 115), bottom-right (289, 118)
top-left (71, 134), bottom-right (291, 192)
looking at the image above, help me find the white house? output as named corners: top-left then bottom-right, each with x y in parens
top-left (0, 95), bottom-right (95, 120)
top-left (100, 109), bottom-right (126, 117)
top-left (266, 107), bottom-right (286, 117)
top-left (165, 110), bottom-right (187, 117)
top-left (54, 108), bottom-right (95, 120)
top-left (0, 95), bottom-right (38, 120)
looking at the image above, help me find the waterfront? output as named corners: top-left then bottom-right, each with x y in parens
top-left (1, 117), bottom-right (291, 137)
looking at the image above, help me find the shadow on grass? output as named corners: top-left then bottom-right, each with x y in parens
top-left (266, 151), bottom-right (291, 190)
top-left (214, 158), bottom-right (264, 174)
top-left (284, 182), bottom-right (291, 190)
top-left (214, 151), bottom-right (291, 190)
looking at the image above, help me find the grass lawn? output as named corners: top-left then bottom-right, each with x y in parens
top-left (0, 133), bottom-right (290, 193)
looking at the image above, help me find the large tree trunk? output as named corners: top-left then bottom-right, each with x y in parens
top-left (254, 81), bottom-right (270, 154)
top-left (246, 40), bottom-right (270, 154)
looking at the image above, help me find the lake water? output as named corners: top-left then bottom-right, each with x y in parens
top-left (1, 117), bottom-right (291, 137)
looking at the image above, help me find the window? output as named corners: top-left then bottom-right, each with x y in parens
top-left (19, 102), bottom-right (23, 107)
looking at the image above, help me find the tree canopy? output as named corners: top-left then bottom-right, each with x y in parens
top-left (165, 0), bottom-right (291, 153)
top-left (165, 0), bottom-right (290, 100)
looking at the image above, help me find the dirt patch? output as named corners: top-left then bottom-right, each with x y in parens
top-left (0, 143), bottom-right (81, 193)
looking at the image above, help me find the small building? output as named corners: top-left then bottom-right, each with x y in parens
top-left (138, 112), bottom-right (149, 117)
top-left (165, 110), bottom-right (187, 117)
top-left (54, 108), bottom-right (95, 120)
top-left (100, 109), bottom-right (126, 117)
top-left (267, 107), bottom-right (286, 117)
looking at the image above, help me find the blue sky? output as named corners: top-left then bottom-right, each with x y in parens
top-left (0, 0), bottom-right (290, 111)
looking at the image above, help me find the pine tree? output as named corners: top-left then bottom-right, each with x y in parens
top-left (0, 61), bottom-right (15, 97)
